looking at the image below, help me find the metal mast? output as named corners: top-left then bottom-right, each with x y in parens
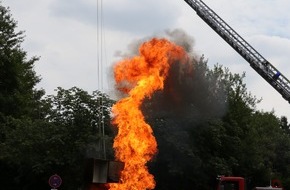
top-left (184, 0), bottom-right (290, 103)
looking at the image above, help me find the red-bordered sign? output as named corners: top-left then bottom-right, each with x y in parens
top-left (48, 174), bottom-right (62, 188)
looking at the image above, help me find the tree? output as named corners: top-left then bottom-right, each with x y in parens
top-left (41, 87), bottom-right (115, 189)
top-left (190, 65), bottom-right (287, 188)
top-left (0, 4), bottom-right (43, 118)
top-left (144, 56), bottom-right (230, 189)
top-left (0, 3), bottom-right (45, 189)
top-left (0, 87), bottom-right (116, 189)
top-left (145, 56), bottom-right (290, 189)
top-left (43, 87), bottom-right (116, 160)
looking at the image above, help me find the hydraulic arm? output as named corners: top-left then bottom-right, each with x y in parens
top-left (184, 0), bottom-right (290, 103)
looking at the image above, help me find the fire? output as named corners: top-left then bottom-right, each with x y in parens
top-left (110, 38), bottom-right (187, 190)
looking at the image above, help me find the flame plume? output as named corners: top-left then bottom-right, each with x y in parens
top-left (110, 38), bottom-right (187, 190)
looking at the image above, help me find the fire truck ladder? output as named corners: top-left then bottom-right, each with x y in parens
top-left (184, 0), bottom-right (290, 103)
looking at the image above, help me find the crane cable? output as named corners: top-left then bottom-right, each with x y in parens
top-left (97, 0), bottom-right (106, 159)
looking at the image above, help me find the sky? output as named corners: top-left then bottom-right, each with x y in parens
top-left (2, 0), bottom-right (290, 118)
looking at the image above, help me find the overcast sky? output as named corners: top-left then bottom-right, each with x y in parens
top-left (3, 0), bottom-right (290, 118)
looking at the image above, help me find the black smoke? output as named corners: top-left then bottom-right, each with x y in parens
top-left (142, 29), bottom-right (228, 189)
top-left (140, 29), bottom-right (228, 121)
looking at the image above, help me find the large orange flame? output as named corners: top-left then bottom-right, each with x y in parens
top-left (110, 38), bottom-right (187, 190)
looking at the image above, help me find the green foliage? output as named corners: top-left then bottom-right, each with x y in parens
top-left (0, 4), bottom-right (43, 118)
top-left (145, 57), bottom-right (290, 189)
top-left (39, 87), bottom-right (115, 189)
top-left (43, 87), bottom-right (115, 160)
top-left (0, 4), bottom-right (46, 189)
top-left (0, 87), bottom-right (116, 189)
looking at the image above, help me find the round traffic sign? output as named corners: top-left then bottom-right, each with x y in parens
top-left (48, 174), bottom-right (62, 188)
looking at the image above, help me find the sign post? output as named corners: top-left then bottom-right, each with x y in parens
top-left (48, 174), bottom-right (62, 190)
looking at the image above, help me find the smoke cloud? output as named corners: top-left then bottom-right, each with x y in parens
top-left (136, 29), bottom-right (228, 121)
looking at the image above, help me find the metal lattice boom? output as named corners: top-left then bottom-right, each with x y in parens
top-left (184, 0), bottom-right (290, 103)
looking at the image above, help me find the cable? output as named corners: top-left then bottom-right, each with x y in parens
top-left (96, 0), bottom-right (106, 159)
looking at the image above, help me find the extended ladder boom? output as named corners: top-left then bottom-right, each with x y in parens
top-left (184, 0), bottom-right (290, 103)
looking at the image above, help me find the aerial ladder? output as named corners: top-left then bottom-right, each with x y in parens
top-left (184, 0), bottom-right (290, 103)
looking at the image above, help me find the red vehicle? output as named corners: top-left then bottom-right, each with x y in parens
top-left (217, 176), bottom-right (283, 190)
